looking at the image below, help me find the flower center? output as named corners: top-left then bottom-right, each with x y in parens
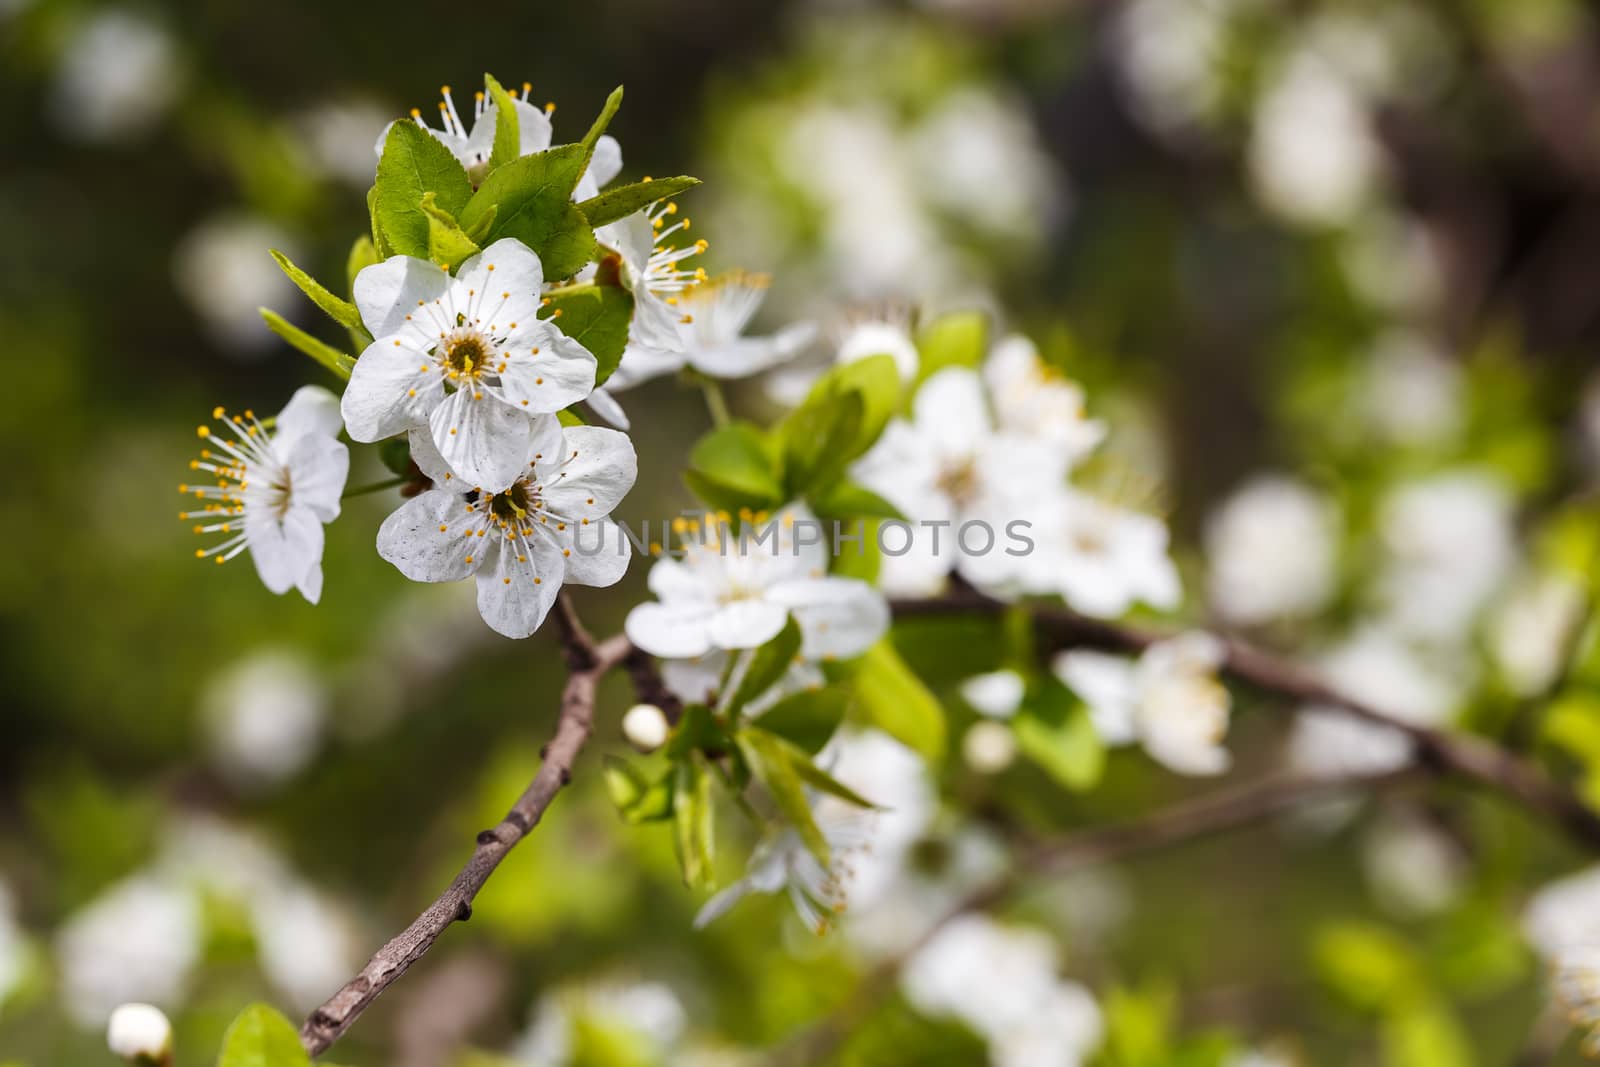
top-left (935, 458), bottom-right (978, 506)
top-left (445, 332), bottom-right (490, 377)
top-left (489, 480), bottom-right (539, 523)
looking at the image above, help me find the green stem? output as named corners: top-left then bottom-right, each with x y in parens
top-left (700, 379), bottom-right (731, 428)
top-left (342, 476), bottom-right (407, 499)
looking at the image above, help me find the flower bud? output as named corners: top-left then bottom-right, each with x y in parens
top-left (107, 1003), bottom-right (173, 1065)
top-left (962, 721), bottom-right (1017, 774)
top-left (622, 703), bottom-right (670, 753)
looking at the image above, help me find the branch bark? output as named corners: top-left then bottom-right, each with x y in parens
top-left (298, 596), bottom-right (632, 1056)
top-left (892, 592), bottom-right (1600, 850)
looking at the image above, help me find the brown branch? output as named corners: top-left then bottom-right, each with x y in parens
top-left (298, 595), bottom-right (633, 1056)
top-left (772, 769), bottom-right (1417, 1066)
top-left (892, 592), bottom-right (1600, 851)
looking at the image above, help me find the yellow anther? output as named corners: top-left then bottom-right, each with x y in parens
top-left (410, 107), bottom-right (422, 118)
top-left (196, 426), bottom-right (210, 438)
top-left (212, 405), bottom-right (225, 419)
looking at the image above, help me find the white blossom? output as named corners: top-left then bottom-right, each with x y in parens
top-left (1376, 470), bottom-right (1516, 643)
top-left (250, 884), bottom-right (358, 1012)
top-left (342, 238), bottom-right (598, 492)
top-left (625, 504), bottom-right (888, 702)
top-left (107, 1003), bottom-right (173, 1064)
top-left (764, 306), bottom-right (919, 408)
top-left (376, 83), bottom-right (621, 195)
top-left (202, 649), bottom-right (326, 788)
top-left (902, 914), bottom-right (1103, 1067)
top-left (514, 980), bottom-right (687, 1066)
top-left (1054, 632), bottom-right (1232, 776)
top-left (1524, 865), bottom-right (1600, 962)
top-left (0, 881), bottom-right (26, 1009)
top-left (1017, 489), bottom-right (1182, 618)
top-left (852, 367), bottom-right (1071, 597)
top-left (378, 421), bottom-right (636, 638)
top-left (622, 703), bottom-right (671, 752)
top-left (57, 877), bottom-right (201, 1026)
top-left (172, 215), bottom-right (301, 355)
top-left (589, 271), bottom-right (817, 431)
top-left (963, 720), bottom-right (1018, 774)
top-left (983, 335), bottom-right (1104, 457)
top-left (1491, 571), bottom-right (1587, 696)
top-left (1554, 946), bottom-right (1600, 1058)
top-left (960, 669), bottom-right (1026, 719)
top-left (1205, 475), bottom-right (1339, 625)
top-left (598, 202), bottom-right (710, 356)
top-left (180, 386), bottom-right (349, 603)
top-left (50, 10), bottom-right (181, 143)
top-left (1361, 330), bottom-right (1463, 446)
top-left (1362, 811), bottom-right (1464, 918)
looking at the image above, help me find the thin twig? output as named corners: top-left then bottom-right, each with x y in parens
top-left (771, 770), bottom-right (1417, 1066)
top-left (892, 593), bottom-right (1600, 850)
top-left (298, 596), bottom-right (631, 1056)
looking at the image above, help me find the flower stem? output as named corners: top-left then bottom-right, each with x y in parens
top-left (701, 379), bottom-right (731, 428)
top-left (342, 476), bottom-right (407, 499)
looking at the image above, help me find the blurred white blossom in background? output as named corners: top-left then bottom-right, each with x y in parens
top-left (1361, 810), bottom-right (1465, 918)
top-left (0, 882), bottom-right (28, 1008)
top-left (49, 9), bottom-right (182, 142)
top-left (202, 649), bottom-right (327, 789)
top-left (294, 98), bottom-right (393, 186)
top-left (1360, 331), bottom-right (1463, 446)
top-left (56, 876), bottom-right (201, 1025)
top-left (514, 979), bottom-right (688, 1066)
top-left (1205, 474), bottom-right (1339, 625)
top-left (172, 215), bottom-right (301, 356)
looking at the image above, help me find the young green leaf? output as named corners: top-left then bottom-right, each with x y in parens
top-left (216, 1002), bottom-right (311, 1067)
top-left (581, 85), bottom-right (625, 160)
top-left (375, 120), bottom-right (474, 259)
top-left (915, 309), bottom-right (989, 387)
top-left (810, 479), bottom-right (905, 522)
top-left (483, 74), bottom-right (521, 174)
top-left (1012, 678), bottom-right (1104, 791)
top-left (686, 422), bottom-right (784, 512)
top-left (270, 249), bottom-right (364, 333)
top-left (419, 191), bottom-right (482, 268)
top-left (738, 728), bottom-right (829, 865)
top-left (378, 438), bottom-right (413, 477)
top-left (779, 389), bottom-right (863, 500)
top-left (366, 185), bottom-right (393, 258)
top-left (345, 235), bottom-right (378, 294)
top-left (673, 756), bottom-right (715, 889)
top-left (847, 640), bottom-right (946, 761)
top-left (260, 309), bottom-right (355, 380)
top-left (801, 353), bottom-right (901, 460)
top-left (790, 748), bottom-right (879, 809)
top-left (462, 203), bottom-right (498, 246)
top-left (727, 616), bottom-right (803, 716)
top-left (460, 144), bottom-right (596, 280)
top-left (756, 688), bottom-right (851, 754)
top-left (540, 281), bottom-right (633, 384)
top-left (605, 756), bottom-right (673, 824)
top-left (577, 175), bottom-right (701, 229)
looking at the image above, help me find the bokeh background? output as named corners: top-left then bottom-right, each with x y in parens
top-left (4, 0), bottom-right (1600, 1064)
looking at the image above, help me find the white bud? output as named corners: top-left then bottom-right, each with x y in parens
top-left (107, 1003), bottom-right (173, 1064)
top-left (622, 703), bottom-right (670, 753)
top-left (962, 721), bottom-right (1017, 774)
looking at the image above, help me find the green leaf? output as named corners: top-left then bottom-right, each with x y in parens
top-left (811, 354), bottom-right (901, 458)
top-left (577, 176), bottom-right (701, 228)
top-left (216, 1003), bottom-right (310, 1067)
top-left (780, 389), bottom-right (863, 500)
top-left (462, 203), bottom-right (498, 246)
top-left (673, 756), bottom-right (715, 889)
top-left (366, 185), bottom-right (393, 258)
top-left (914, 309), bottom-right (988, 387)
top-left (829, 517), bottom-right (882, 584)
top-left (810, 479), bottom-right (905, 522)
top-left (686, 422), bottom-right (783, 513)
top-left (790, 750), bottom-right (878, 809)
top-left (738, 728), bottom-right (829, 865)
top-left (727, 617), bottom-right (803, 716)
top-left (540, 281), bottom-right (633, 385)
top-left (847, 640), bottom-right (946, 762)
top-left (1012, 678), bottom-right (1104, 791)
top-left (1380, 999), bottom-right (1473, 1067)
top-left (270, 249), bottom-right (365, 334)
top-left (556, 407), bottom-right (586, 428)
top-left (375, 120), bottom-right (473, 259)
top-left (461, 145), bottom-right (596, 281)
top-left (581, 85), bottom-right (625, 161)
top-left (419, 191), bottom-right (482, 268)
top-left (483, 74), bottom-right (520, 174)
top-left (757, 688), bottom-right (850, 754)
top-left (345, 235), bottom-right (378, 294)
top-left (1312, 921), bottom-right (1424, 1012)
top-left (604, 757), bottom-right (673, 825)
top-left (260, 309), bottom-right (355, 380)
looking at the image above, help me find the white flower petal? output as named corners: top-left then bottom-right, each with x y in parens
top-left (352, 254), bottom-right (450, 337)
top-left (765, 577), bottom-right (889, 660)
top-left (625, 601), bottom-right (715, 658)
top-left (375, 489), bottom-right (480, 583)
top-left (607, 343), bottom-right (688, 391)
top-left (561, 516), bottom-right (632, 588)
top-left (428, 389), bottom-right (533, 493)
top-left (584, 387), bottom-right (631, 430)
top-left (513, 99), bottom-right (554, 156)
top-left (913, 368), bottom-right (992, 456)
top-left (497, 321), bottom-right (597, 413)
top-left (1053, 651), bottom-right (1139, 745)
top-left (706, 599), bottom-right (789, 650)
top-left (538, 425), bottom-right (637, 516)
top-left (660, 652), bottom-right (728, 705)
top-left (273, 385), bottom-right (344, 441)
top-left (453, 239), bottom-right (546, 329)
top-left (247, 506), bottom-right (324, 601)
top-left (474, 535), bottom-right (564, 638)
top-left (281, 435), bottom-right (349, 523)
top-left (341, 334), bottom-right (442, 442)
